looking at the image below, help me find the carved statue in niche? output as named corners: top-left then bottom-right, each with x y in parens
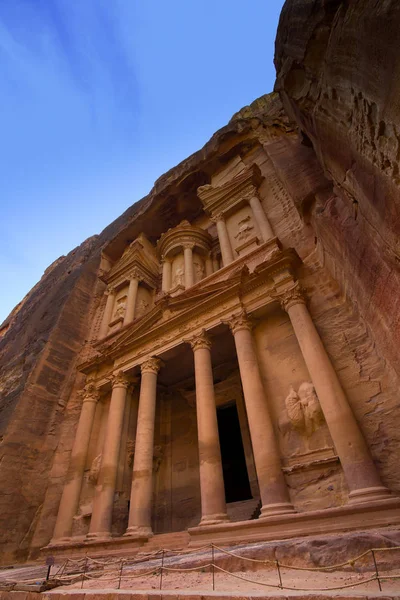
top-left (173, 266), bottom-right (185, 287)
top-left (284, 382), bottom-right (324, 436)
top-left (153, 445), bottom-right (164, 472)
top-left (139, 298), bottom-right (149, 311)
top-left (127, 440), bottom-right (135, 468)
top-left (193, 257), bottom-right (205, 281)
top-left (88, 453), bottom-right (102, 484)
top-left (113, 297), bottom-right (126, 320)
top-left (234, 215), bottom-right (254, 242)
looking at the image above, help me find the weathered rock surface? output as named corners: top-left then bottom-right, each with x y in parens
top-left (274, 0), bottom-right (400, 377)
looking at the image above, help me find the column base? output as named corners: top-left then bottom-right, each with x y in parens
top-left (49, 536), bottom-right (72, 546)
top-left (259, 502), bottom-right (296, 518)
top-left (124, 525), bottom-right (153, 539)
top-left (199, 513), bottom-right (230, 526)
top-left (85, 531), bottom-right (112, 542)
top-left (348, 486), bottom-right (392, 505)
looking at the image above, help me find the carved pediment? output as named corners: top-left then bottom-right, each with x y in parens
top-left (106, 233), bottom-right (159, 288)
top-left (95, 304), bottom-right (164, 355)
top-left (197, 164), bottom-right (263, 216)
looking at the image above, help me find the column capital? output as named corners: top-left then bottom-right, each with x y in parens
top-left (141, 357), bottom-right (162, 375)
top-left (189, 330), bottom-right (212, 352)
top-left (128, 268), bottom-right (141, 281)
top-left (111, 370), bottom-right (134, 389)
top-left (183, 242), bottom-right (195, 250)
top-left (276, 283), bottom-right (307, 312)
top-left (226, 311), bottom-right (252, 334)
top-left (79, 382), bottom-right (101, 403)
top-left (105, 286), bottom-right (116, 296)
top-left (210, 212), bottom-right (225, 223)
top-left (161, 255), bottom-right (172, 264)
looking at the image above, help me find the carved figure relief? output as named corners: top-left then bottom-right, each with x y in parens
top-left (127, 440), bottom-right (136, 467)
top-left (153, 445), bottom-right (164, 472)
top-left (88, 453), bottom-right (102, 484)
top-left (113, 297), bottom-right (127, 320)
top-left (173, 266), bottom-right (185, 287)
top-left (284, 382), bottom-right (324, 436)
top-left (193, 257), bottom-right (205, 282)
top-left (234, 215), bottom-right (254, 242)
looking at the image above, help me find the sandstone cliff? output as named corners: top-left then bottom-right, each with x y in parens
top-left (274, 0), bottom-right (400, 377)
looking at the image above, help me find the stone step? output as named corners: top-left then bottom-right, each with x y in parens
top-left (138, 531), bottom-right (190, 553)
top-left (226, 497), bottom-right (260, 522)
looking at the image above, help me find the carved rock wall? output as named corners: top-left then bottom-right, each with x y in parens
top-left (274, 0), bottom-right (400, 377)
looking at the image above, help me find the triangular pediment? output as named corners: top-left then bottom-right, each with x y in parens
top-left (96, 303), bottom-right (164, 354)
top-left (167, 267), bottom-right (247, 312)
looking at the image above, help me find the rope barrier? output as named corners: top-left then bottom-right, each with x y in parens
top-left (42, 541), bottom-right (400, 593)
top-left (213, 544), bottom-right (400, 572)
top-left (213, 565), bottom-right (381, 591)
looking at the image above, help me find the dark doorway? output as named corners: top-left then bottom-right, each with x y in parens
top-left (217, 403), bottom-right (252, 503)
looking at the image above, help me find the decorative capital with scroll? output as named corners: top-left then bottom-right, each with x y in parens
top-left (141, 357), bottom-right (162, 375)
top-left (105, 285), bottom-right (116, 296)
top-left (182, 242), bottom-right (195, 251)
top-left (111, 370), bottom-right (133, 389)
top-left (225, 310), bottom-right (252, 335)
top-left (129, 268), bottom-right (141, 281)
top-left (210, 212), bottom-right (225, 224)
top-left (275, 283), bottom-right (307, 312)
top-left (189, 330), bottom-right (212, 352)
top-left (79, 382), bottom-right (101, 403)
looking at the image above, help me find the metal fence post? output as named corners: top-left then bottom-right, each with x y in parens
top-left (371, 550), bottom-right (382, 591)
top-left (81, 555), bottom-right (88, 589)
top-left (117, 559), bottom-right (124, 589)
top-left (276, 560), bottom-right (283, 589)
top-left (160, 550), bottom-right (165, 590)
top-left (212, 544), bottom-right (215, 591)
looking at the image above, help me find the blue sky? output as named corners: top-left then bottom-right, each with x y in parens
top-left (0, 0), bottom-right (284, 322)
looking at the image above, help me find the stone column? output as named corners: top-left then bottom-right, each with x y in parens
top-left (161, 257), bottom-right (172, 292)
top-left (279, 285), bottom-right (390, 504)
top-left (51, 383), bottom-right (100, 543)
top-left (212, 253), bottom-right (220, 272)
top-left (228, 313), bottom-right (295, 517)
top-left (190, 331), bottom-right (228, 525)
top-left (205, 253), bottom-right (213, 277)
top-left (87, 371), bottom-right (132, 539)
top-left (248, 195), bottom-right (274, 242)
top-left (214, 214), bottom-right (234, 266)
top-left (125, 358), bottom-right (161, 538)
top-left (184, 243), bottom-right (195, 289)
top-left (99, 287), bottom-right (116, 338)
top-left (123, 273), bottom-right (139, 326)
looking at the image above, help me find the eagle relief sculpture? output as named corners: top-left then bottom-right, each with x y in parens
top-left (284, 382), bottom-right (324, 436)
